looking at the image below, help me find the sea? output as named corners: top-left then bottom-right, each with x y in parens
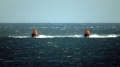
top-left (0, 23), bottom-right (120, 67)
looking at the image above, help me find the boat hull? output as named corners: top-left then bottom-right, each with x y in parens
top-left (84, 34), bottom-right (90, 38)
top-left (31, 33), bottom-right (38, 38)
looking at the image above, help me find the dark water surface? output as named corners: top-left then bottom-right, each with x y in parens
top-left (0, 38), bottom-right (120, 67)
top-left (0, 23), bottom-right (120, 67)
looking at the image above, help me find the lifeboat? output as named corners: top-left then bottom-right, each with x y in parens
top-left (84, 29), bottom-right (90, 38)
top-left (31, 30), bottom-right (38, 38)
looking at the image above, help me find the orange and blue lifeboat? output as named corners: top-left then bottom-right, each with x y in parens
top-left (84, 29), bottom-right (90, 38)
top-left (31, 30), bottom-right (38, 38)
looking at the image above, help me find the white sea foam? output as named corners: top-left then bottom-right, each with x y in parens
top-left (9, 36), bottom-right (31, 38)
top-left (89, 34), bottom-right (118, 38)
top-left (9, 34), bottom-right (120, 38)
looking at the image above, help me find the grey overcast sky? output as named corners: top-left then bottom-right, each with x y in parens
top-left (0, 0), bottom-right (120, 23)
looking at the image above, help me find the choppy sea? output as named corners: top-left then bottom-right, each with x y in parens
top-left (0, 23), bottom-right (120, 67)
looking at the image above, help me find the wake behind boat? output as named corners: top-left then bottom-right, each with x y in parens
top-left (8, 34), bottom-right (119, 38)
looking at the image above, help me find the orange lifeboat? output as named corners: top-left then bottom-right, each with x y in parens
top-left (31, 30), bottom-right (38, 38)
top-left (84, 29), bottom-right (90, 38)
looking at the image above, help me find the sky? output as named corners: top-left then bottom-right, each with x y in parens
top-left (0, 0), bottom-right (120, 23)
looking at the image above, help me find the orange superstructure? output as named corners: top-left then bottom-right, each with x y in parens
top-left (31, 30), bottom-right (38, 37)
top-left (85, 29), bottom-right (90, 34)
top-left (84, 29), bottom-right (90, 38)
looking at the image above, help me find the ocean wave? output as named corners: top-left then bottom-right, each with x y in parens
top-left (9, 35), bottom-right (82, 38)
top-left (9, 34), bottom-right (120, 38)
top-left (89, 34), bottom-right (118, 38)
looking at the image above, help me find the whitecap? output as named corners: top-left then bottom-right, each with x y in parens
top-left (89, 34), bottom-right (118, 38)
top-left (9, 34), bottom-right (120, 38)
